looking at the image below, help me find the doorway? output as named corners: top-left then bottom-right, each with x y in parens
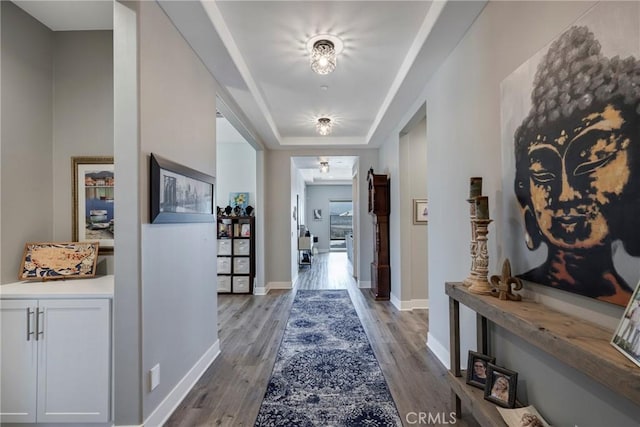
top-left (329, 200), bottom-right (352, 251)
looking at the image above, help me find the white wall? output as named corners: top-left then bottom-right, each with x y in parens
top-left (400, 1), bottom-right (640, 425)
top-left (1, 2), bottom-right (53, 284)
top-left (215, 141), bottom-right (256, 208)
top-left (138, 1), bottom-right (218, 423)
top-left (290, 162), bottom-right (306, 285)
top-left (305, 185), bottom-right (352, 252)
top-left (399, 115), bottom-right (428, 306)
top-left (52, 30), bottom-right (114, 274)
top-left (1, 5), bottom-right (114, 283)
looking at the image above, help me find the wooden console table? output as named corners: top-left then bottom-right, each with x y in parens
top-left (445, 282), bottom-right (640, 426)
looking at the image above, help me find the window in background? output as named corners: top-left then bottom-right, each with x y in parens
top-left (329, 200), bottom-right (352, 251)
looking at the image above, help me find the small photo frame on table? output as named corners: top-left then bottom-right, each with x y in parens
top-left (466, 351), bottom-right (496, 389)
top-left (611, 279), bottom-right (640, 367)
top-left (72, 156), bottom-right (114, 254)
top-left (150, 154), bottom-right (215, 224)
top-left (413, 199), bottom-right (428, 224)
top-left (484, 364), bottom-right (518, 408)
top-left (19, 242), bottom-right (99, 281)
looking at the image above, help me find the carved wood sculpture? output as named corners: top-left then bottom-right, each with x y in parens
top-left (489, 258), bottom-right (523, 301)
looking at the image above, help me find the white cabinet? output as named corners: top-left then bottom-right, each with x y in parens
top-left (0, 298), bottom-right (111, 424)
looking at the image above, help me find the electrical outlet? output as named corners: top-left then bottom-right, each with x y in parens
top-left (150, 364), bottom-right (160, 391)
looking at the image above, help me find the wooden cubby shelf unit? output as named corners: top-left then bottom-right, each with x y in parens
top-left (446, 282), bottom-right (640, 427)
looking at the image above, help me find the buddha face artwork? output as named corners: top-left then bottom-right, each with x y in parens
top-left (502, 3), bottom-right (640, 306)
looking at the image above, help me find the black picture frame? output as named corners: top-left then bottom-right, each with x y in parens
top-left (466, 351), bottom-right (495, 389)
top-left (150, 153), bottom-right (215, 224)
top-left (484, 363), bottom-right (518, 408)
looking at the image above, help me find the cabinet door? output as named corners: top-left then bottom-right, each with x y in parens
top-left (0, 300), bottom-right (37, 423)
top-left (37, 299), bottom-right (110, 423)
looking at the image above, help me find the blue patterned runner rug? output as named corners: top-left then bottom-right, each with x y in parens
top-left (254, 290), bottom-right (402, 427)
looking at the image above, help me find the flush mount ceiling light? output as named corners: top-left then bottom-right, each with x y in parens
top-left (311, 40), bottom-right (336, 74)
top-left (319, 161), bottom-right (330, 173)
top-left (306, 34), bottom-right (344, 75)
top-left (316, 117), bottom-right (332, 136)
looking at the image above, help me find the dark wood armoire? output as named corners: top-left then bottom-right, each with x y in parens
top-left (367, 168), bottom-right (390, 300)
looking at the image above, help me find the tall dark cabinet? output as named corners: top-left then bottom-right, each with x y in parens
top-left (367, 169), bottom-right (390, 300)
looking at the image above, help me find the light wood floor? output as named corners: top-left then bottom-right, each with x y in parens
top-left (166, 253), bottom-right (478, 426)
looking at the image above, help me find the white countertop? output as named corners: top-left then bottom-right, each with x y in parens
top-left (0, 275), bottom-right (114, 299)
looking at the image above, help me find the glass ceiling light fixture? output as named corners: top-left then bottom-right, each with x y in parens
top-left (306, 34), bottom-right (344, 75)
top-left (319, 161), bottom-right (330, 173)
top-left (311, 40), bottom-right (336, 75)
top-left (316, 117), bottom-right (332, 136)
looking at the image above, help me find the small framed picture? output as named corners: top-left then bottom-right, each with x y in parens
top-left (72, 156), bottom-right (114, 254)
top-left (313, 209), bottom-right (322, 220)
top-left (413, 199), bottom-right (428, 224)
top-left (484, 364), bottom-right (518, 408)
top-left (611, 280), bottom-right (640, 367)
top-left (466, 351), bottom-right (496, 389)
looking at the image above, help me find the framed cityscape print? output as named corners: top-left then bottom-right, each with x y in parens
top-left (150, 153), bottom-right (215, 224)
top-left (72, 156), bottom-right (114, 254)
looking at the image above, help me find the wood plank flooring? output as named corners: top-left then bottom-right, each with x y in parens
top-left (166, 253), bottom-right (478, 426)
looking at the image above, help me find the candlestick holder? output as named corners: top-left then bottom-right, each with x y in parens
top-left (468, 218), bottom-right (493, 295)
top-left (463, 198), bottom-right (479, 287)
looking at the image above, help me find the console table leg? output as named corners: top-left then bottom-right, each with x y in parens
top-left (451, 391), bottom-right (462, 418)
top-left (449, 297), bottom-right (461, 376)
top-left (477, 313), bottom-right (488, 354)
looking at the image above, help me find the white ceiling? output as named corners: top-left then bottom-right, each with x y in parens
top-left (293, 156), bottom-right (357, 186)
top-left (214, 0), bottom-right (431, 144)
top-left (13, 0), bottom-right (112, 31)
top-left (13, 0), bottom-right (487, 180)
top-left (160, 0), bottom-right (487, 150)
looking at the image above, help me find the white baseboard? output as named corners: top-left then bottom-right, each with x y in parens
top-left (143, 340), bottom-right (220, 426)
top-left (358, 280), bottom-right (371, 289)
top-left (427, 332), bottom-right (450, 370)
top-left (266, 281), bottom-right (292, 290)
top-left (253, 286), bottom-right (268, 295)
top-left (411, 299), bottom-right (429, 309)
top-left (390, 295), bottom-right (429, 311)
top-left (390, 293), bottom-right (405, 310)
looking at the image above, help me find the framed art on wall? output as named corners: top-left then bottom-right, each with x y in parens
top-left (413, 199), bottom-right (428, 224)
top-left (72, 156), bottom-right (114, 254)
top-left (500, 2), bottom-right (640, 307)
top-left (150, 154), bottom-right (215, 224)
top-left (230, 192), bottom-right (249, 210)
